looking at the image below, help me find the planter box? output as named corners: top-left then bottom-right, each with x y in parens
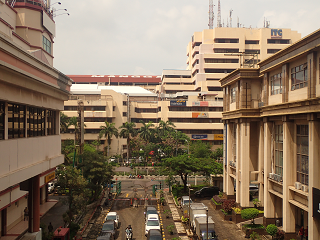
top-left (232, 212), bottom-right (244, 224)
top-left (211, 200), bottom-right (222, 210)
top-left (218, 209), bottom-right (232, 221)
top-left (242, 227), bottom-right (267, 237)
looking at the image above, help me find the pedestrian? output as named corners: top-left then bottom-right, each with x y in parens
top-left (304, 226), bottom-right (308, 240)
top-left (298, 226), bottom-right (304, 240)
top-left (48, 222), bottom-right (53, 233)
top-left (24, 207), bottom-right (29, 221)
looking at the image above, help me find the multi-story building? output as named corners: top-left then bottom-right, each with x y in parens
top-left (221, 28), bottom-right (320, 239)
top-left (0, 0), bottom-right (71, 238)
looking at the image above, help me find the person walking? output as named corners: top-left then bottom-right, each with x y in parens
top-left (48, 222), bottom-right (54, 233)
top-left (298, 226), bottom-right (304, 240)
top-left (304, 226), bottom-right (308, 240)
top-left (24, 207), bottom-right (29, 221)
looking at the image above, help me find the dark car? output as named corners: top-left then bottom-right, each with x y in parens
top-left (97, 232), bottom-right (113, 240)
top-left (144, 206), bottom-right (158, 219)
top-left (194, 186), bottom-right (219, 198)
top-left (147, 229), bottom-right (162, 240)
top-left (101, 220), bottom-right (116, 238)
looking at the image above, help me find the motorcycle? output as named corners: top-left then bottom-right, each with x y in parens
top-left (126, 231), bottom-right (132, 240)
top-left (137, 175), bottom-right (144, 179)
top-left (129, 174), bottom-right (135, 179)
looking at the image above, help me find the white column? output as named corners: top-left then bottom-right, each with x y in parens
top-left (240, 120), bottom-right (250, 207)
top-left (258, 122), bottom-right (264, 206)
top-left (226, 123), bottom-right (234, 196)
top-left (308, 117), bottom-right (320, 239)
top-left (282, 119), bottom-right (295, 234)
top-left (236, 122), bottom-right (241, 203)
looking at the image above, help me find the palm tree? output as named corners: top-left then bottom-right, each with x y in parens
top-left (138, 120), bottom-right (155, 143)
top-left (60, 112), bottom-right (69, 133)
top-left (99, 121), bottom-right (119, 156)
top-left (158, 120), bottom-right (175, 137)
top-left (119, 122), bottom-right (137, 163)
top-left (68, 116), bottom-right (78, 144)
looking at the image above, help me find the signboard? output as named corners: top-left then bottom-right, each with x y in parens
top-left (214, 134), bottom-right (224, 140)
top-left (170, 100), bottom-right (186, 106)
top-left (192, 101), bottom-right (209, 107)
top-left (313, 187), bottom-right (320, 219)
top-left (192, 134), bottom-right (208, 140)
top-left (192, 112), bottom-right (208, 118)
top-left (271, 29), bottom-right (282, 39)
top-left (45, 172), bottom-right (55, 183)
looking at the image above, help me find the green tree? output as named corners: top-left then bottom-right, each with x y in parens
top-left (78, 151), bottom-right (114, 200)
top-left (266, 224), bottom-right (278, 238)
top-left (60, 112), bottom-right (70, 133)
top-left (241, 208), bottom-right (260, 224)
top-left (212, 145), bottom-right (223, 160)
top-left (119, 122), bottom-right (137, 162)
top-left (164, 154), bottom-right (200, 192)
top-left (138, 120), bottom-right (155, 143)
top-left (190, 140), bottom-right (213, 158)
top-left (157, 120), bottom-right (175, 138)
top-left (56, 165), bottom-right (88, 223)
top-left (99, 121), bottom-right (119, 157)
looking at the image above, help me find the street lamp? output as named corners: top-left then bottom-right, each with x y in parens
top-left (206, 207), bottom-right (209, 240)
top-left (187, 184), bottom-right (193, 230)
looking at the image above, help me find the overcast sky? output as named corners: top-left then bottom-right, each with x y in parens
top-left (53, 0), bottom-right (320, 76)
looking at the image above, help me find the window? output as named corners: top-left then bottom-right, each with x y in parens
top-left (244, 49), bottom-right (260, 54)
top-left (214, 38), bottom-right (239, 43)
top-left (205, 69), bottom-right (235, 73)
top-left (192, 51), bottom-right (199, 57)
top-left (232, 124), bottom-right (237, 162)
top-left (267, 39), bottom-right (290, 44)
top-left (8, 103), bottom-right (25, 139)
top-left (291, 63), bottom-right (308, 90)
top-left (113, 106), bottom-right (115, 111)
top-left (47, 110), bottom-right (56, 135)
top-left (275, 125), bottom-right (283, 177)
top-left (123, 112), bottom-right (127, 117)
top-left (245, 40), bottom-right (259, 44)
top-left (43, 36), bottom-right (51, 54)
top-left (205, 58), bottom-right (239, 63)
top-left (231, 87), bottom-right (237, 103)
top-left (208, 87), bottom-right (222, 91)
top-left (168, 118), bottom-right (221, 123)
top-left (296, 125), bottom-right (309, 185)
top-left (270, 73), bottom-right (282, 95)
top-left (27, 107), bottom-right (45, 137)
top-left (214, 48), bottom-right (239, 53)
top-left (135, 108), bottom-right (158, 113)
top-left (267, 49), bottom-right (281, 54)
top-left (0, 102), bottom-right (4, 140)
top-left (123, 101), bottom-right (127, 106)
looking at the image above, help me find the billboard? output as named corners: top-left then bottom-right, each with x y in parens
top-left (192, 112), bottom-right (208, 118)
top-left (192, 101), bottom-right (209, 107)
top-left (192, 134), bottom-right (208, 140)
top-left (170, 100), bottom-right (186, 106)
top-left (271, 29), bottom-right (282, 39)
top-left (214, 134), bottom-right (223, 140)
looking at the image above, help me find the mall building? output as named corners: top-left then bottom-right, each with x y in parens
top-left (0, 0), bottom-right (71, 238)
top-left (221, 28), bottom-right (320, 239)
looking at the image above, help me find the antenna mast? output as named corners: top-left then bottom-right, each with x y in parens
top-left (229, 9), bottom-right (233, 28)
top-left (217, 0), bottom-right (222, 27)
top-left (208, 0), bottom-right (214, 29)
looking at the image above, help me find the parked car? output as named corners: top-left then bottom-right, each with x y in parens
top-left (47, 182), bottom-right (55, 193)
top-left (97, 232), bottom-right (113, 240)
top-left (144, 206), bottom-right (158, 220)
top-left (181, 196), bottom-right (192, 207)
top-left (147, 229), bottom-right (162, 240)
top-left (101, 220), bottom-right (116, 238)
top-left (105, 212), bottom-right (119, 228)
top-left (194, 186), bottom-right (219, 198)
top-left (145, 214), bottom-right (161, 236)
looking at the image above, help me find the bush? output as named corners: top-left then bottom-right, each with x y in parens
top-left (233, 207), bottom-right (241, 214)
top-left (222, 199), bottom-right (236, 214)
top-left (266, 224), bottom-right (278, 237)
top-left (275, 230), bottom-right (285, 240)
top-left (241, 208), bottom-right (260, 224)
top-left (243, 224), bottom-right (265, 229)
top-left (212, 195), bottom-right (224, 205)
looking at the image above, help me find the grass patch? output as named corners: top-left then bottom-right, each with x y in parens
top-left (243, 224), bottom-right (265, 229)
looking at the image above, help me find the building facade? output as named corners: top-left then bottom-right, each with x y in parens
top-left (221, 28), bottom-right (320, 239)
top-left (0, 0), bottom-right (71, 238)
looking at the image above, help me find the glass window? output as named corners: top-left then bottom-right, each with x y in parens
top-left (27, 107), bottom-right (45, 137)
top-left (296, 125), bottom-right (309, 185)
top-left (231, 87), bottom-right (237, 103)
top-left (291, 63), bottom-right (308, 90)
top-left (8, 103), bottom-right (25, 139)
top-left (270, 73), bottom-right (282, 95)
top-left (47, 110), bottom-right (56, 135)
top-left (43, 36), bottom-right (51, 54)
top-left (275, 125), bottom-right (283, 176)
top-left (0, 102), bottom-right (4, 140)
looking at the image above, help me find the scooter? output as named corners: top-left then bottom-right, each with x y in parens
top-left (126, 231), bottom-right (132, 240)
top-left (129, 174), bottom-right (135, 179)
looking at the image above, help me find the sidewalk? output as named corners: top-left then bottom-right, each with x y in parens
top-left (0, 197), bottom-right (60, 240)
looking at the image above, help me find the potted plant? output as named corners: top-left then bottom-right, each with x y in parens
top-left (164, 209), bottom-right (171, 219)
top-left (181, 215), bottom-right (189, 224)
top-left (160, 196), bottom-right (165, 206)
top-left (253, 198), bottom-right (261, 208)
top-left (167, 224), bottom-right (175, 235)
top-left (266, 224), bottom-right (278, 239)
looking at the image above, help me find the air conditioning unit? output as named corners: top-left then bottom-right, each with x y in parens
top-left (269, 173), bottom-right (274, 180)
top-left (229, 161), bottom-right (233, 166)
top-left (301, 185), bottom-right (308, 192)
top-left (294, 182), bottom-right (302, 190)
top-left (274, 174), bottom-right (282, 182)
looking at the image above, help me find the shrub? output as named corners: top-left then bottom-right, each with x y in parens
top-left (241, 208), bottom-right (260, 224)
top-left (253, 198), bottom-right (261, 207)
top-left (243, 224), bottom-right (265, 229)
top-left (233, 207), bottom-right (241, 214)
top-left (212, 195), bottom-right (224, 204)
top-left (275, 230), bottom-right (285, 240)
top-left (222, 199), bottom-right (236, 214)
top-left (250, 231), bottom-right (261, 240)
top-left (266, 224), bottom-right (278, 237)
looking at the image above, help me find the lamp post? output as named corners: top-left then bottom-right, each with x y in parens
top-left (206, 207), bottom-right (208, 240)
top-left (187, 184), bottom-right (193, 230)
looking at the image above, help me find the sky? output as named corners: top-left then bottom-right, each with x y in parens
top-left (53, 0), bottom-right (320, 76)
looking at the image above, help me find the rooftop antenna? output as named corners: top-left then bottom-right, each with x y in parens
top-left (217, 0), bottom-right (222, 27)
top-left (208, 0), bottom-right (215, 29)
top-left (266, 19), bottom-right (270, 28)
top-left (237, 17), bottom-right (239, 28)
top-left (229, 9), bottom-right (233, 28)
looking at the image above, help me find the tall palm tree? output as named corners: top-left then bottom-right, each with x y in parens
top-left (99, 121), bottom-right (119, 157)
top-left (158, 120), bottom-right (175, 137)
top-left (119, 122), bottom-right (137, 163)
top-left (68, 116), bottom-right (78, 145)
top-left (60, 112), bottom-right (69, 133)
top-left (138, 120), bottom-right (154, 143)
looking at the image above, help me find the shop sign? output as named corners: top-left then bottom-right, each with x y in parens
top-left (45, 172), bottom-right (55, 184)
top-left (313, 187), bottom-right (320, 219)
top-left (192, 134), bottom-right (208, 140)
top-left (192, 101), bottom-right (209, 106)
top-left (170, 100), bottom-right (186, 106)
top-left (214, 134), bottom-right (224, 140)
top-left (192, 112), bottom-right (208, 118)
top-left (271, 29), bottom-right (282, 38)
